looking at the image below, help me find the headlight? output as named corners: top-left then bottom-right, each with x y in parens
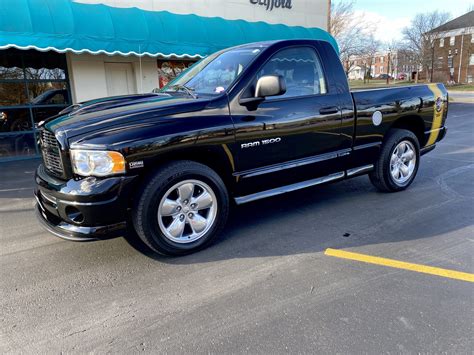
top-left (70, 150), bottom-right (126, 177)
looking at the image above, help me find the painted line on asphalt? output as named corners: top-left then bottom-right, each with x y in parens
top-left (0, 187), bottom-right (32, 192)
top-left (324, 248), bottom-right (474, 283)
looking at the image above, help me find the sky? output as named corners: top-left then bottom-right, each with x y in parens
top-left (336, 0), bottom-right (474, 43)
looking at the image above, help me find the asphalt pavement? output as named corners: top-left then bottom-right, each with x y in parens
top-left (1, 103), bottom-right (473, 353)
top-left (449, 90), bottom-right (474, 104)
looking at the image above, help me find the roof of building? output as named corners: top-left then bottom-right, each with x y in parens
top-left (429, 11), bottom-right (474, 33)
top-left (0, 0), bottom-right (338, 58)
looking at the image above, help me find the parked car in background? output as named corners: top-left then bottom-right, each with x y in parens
top-left (397, 73), bottom-right (407, 80)
top-left (376, 74), bottom-right (393, 80)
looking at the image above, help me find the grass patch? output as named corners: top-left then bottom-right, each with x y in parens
top-left (446, 84), bottom-right (474, 92)
top-left (349, 79), bottom-right (422, 89)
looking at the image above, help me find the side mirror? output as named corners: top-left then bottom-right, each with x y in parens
top-left (239, 75), bottom-right (286, 107)
top-left (255, 75), bottom-right (286, 98)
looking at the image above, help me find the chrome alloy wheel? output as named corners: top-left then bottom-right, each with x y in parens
top-left (157, 179), bottom-right (218, 243)
top-left (390, 140), bottom-right (416, 185)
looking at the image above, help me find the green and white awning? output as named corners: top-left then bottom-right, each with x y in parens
top-left (0, 0), bottom-right (338, 58)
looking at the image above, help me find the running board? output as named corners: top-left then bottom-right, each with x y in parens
top-left (346, 164), bottom-right (374, 177)
top-left (234, 172), bottom-right (345, 205)
top-left (234, 164), bottom-right (375, 205)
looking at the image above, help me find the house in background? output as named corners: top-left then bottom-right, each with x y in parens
top-left (347, 51), bottom-right (401, 80)
top-left (428, 11), bottom-right (474, 84)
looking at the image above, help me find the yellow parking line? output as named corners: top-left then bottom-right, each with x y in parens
top-left (325, 248), bottom-right (474, 283)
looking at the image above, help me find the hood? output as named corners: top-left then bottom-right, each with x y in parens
top-left (43, 93), bottom-right (211, 141)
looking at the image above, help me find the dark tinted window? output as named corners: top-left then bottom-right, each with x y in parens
top-left (258, 47), bottom-right (327, 98)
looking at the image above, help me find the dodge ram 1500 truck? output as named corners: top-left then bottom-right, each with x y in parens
top-left (35, 39), bottom-right (448, 256)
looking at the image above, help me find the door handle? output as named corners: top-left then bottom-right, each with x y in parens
top-left (319, 106), bottom-right (339, 115)
top-left (241, 116), bottom-right (256, 122)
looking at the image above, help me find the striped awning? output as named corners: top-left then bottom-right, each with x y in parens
top-left (0, 0), bottom-right (338, 58)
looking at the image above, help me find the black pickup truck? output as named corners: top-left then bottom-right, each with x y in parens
top-left (35, 39), bottom-right (448, 255)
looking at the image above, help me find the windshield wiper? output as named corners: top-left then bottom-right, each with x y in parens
top-left (167, 84), bottom-right (198, 99)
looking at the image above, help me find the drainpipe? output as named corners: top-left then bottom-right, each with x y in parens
top-left (458, 31), bottom-right (464, 83)
top-left (327, 0), bottom-right (331, 33)
top-left (430, 40), bottom-right (434, 82)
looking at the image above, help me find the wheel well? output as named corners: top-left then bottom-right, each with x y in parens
top-left (390, 115), bottom-right (426, 146)
top-left (126, 146), bottom-right (236, 211)
top-left (139, 146), bottom-right (235, 191)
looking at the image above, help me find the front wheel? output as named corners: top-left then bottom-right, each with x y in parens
top-left (132, 161), bottom-right (229, 256)
top-left (369, 129), bottom-right (420, 192)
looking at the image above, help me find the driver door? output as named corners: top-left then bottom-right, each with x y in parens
top-left (229, 46), bottom-right (346, 195)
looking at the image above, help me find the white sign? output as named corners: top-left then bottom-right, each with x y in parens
top-left (74, 0), bottom-right (328, 29)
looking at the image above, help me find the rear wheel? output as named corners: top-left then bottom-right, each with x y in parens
top-left (132, 161), bottom-right (229, 256)
top-left (369, 129), bottom-right (420, 192)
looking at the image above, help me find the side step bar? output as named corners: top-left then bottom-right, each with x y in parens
top-left (234, 165), bottom-right (373, 205)
top-left (346, 164), bottom-right (374, 177)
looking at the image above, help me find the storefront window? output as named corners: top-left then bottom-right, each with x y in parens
top-left (0, 49), bottom-right (71, 159)
top-left (0, 82), bottom-right (28, 105)
top-left (157, 60), bottom-right (196, 88)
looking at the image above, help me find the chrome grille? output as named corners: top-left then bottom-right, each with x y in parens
top-left (41, 130), bottom-right (64, 178)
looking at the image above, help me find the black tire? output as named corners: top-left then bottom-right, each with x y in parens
top-left (369, 128), bottom-right (420, 192)
top-left (132, 161), bottom-right (229, 256)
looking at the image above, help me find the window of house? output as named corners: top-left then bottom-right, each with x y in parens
top-left (380, 66), bottom-right (384, 73)
top-left (470, 54), bottom-right (474, 66)
top-left (0, 49), bottom-right (71, 159)
top-left (254, 47), bottom-right (327, 98)
top-left (380, 56), bottom-right (384, 63)
top-left (439, 38), bottom-right (444, 47)
top-left (449, 36), bottom-right (455, 46)
top-left (448, 56), bottom-right (453, 68)
top-left (471, 34), bottom-right (474, 43)
top-left (437, 57), bottom-right (444, 69)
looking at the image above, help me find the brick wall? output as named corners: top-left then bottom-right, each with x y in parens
top-left (431, 33), bottom-right (474, 83)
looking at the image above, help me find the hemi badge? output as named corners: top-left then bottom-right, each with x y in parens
top-left (129, 161), bottom-right (144, 169)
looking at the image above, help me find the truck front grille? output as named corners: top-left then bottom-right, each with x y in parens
top-left (41, 129), bottom-right (65, 178)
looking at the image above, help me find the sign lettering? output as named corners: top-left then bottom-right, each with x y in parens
top-left (249, 0), bottom-right (293, 11)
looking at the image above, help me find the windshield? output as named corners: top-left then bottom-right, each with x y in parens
top-left (31, 91), bottom-right (53, 104)
top-left (162, 47), bottom-right (262, 95)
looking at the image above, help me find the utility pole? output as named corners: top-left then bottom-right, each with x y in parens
top-left (458, 31), bottom-right (465, 83)
top-left (430, 40), bottom-right (435, 83)
top-left (386, 49), bottom-right (391, 85)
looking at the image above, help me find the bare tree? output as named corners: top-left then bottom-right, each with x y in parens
top-left (330, 0), bottom-right (377, 75)
top-left (383, 40), bottom-right (403, 81)
top-left (401, 11), bottom-right (450, 82)
top-left (358, 35), bottom-right (381, 83)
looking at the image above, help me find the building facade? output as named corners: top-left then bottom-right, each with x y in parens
top-left (0, 0), bottom-right (331, 160)
top-left (347, 51), bottom-right (403, 81)
top-left (428, 11), bottom-right (474, 84)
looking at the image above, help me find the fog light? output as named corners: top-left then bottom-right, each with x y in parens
top-left (65, 206), bottom-right (84, 224)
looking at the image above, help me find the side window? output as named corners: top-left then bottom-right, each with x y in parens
top-left (257, 47), bottom-right (327, 99)
top-left (48, 93), bottom-right (66, 105)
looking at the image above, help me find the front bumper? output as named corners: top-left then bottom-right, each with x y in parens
top-left (35, 164), bottom-right (137, 241)
top-left (35, 204), bottom-right (126, 241)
